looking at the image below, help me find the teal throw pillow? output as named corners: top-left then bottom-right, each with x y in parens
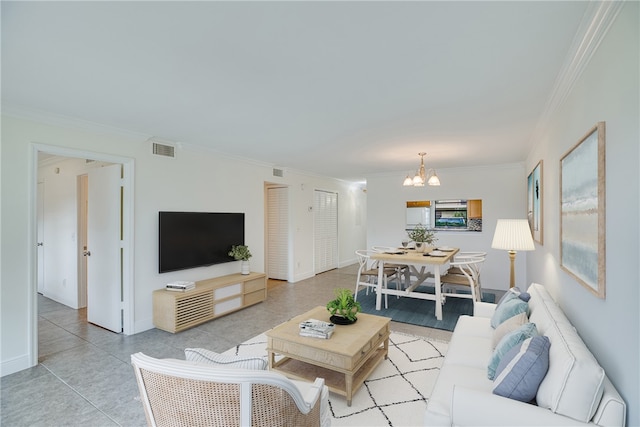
top-left (495, 288), bottom-right (519, 308)
top-left (493, 336), bottom-right (551, 402)
top-left (487, 322), bottom-right (538, 380)
top-left (491, 297), bottom-right (529, 328)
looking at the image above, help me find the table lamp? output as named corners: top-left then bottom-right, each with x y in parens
top-left (491, 219), bottom-right (535, 288)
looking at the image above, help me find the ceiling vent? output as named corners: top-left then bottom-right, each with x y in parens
top-left (150, 139), bottom-right (176, 158)
top-left (273, 168), bottom-right (284, 178)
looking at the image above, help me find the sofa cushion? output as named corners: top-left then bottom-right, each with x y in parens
top-left (453, 314), bottom-right (493, 338)
top-left (527, 283), bottom-right (606, 423)
top-left (425, 364), bottom-right (494, 426)
top-left (492, 312), bottom-right (528, 349)
top-left (488, 322), bottom-right (538, 380)
top-left (493, 335), bottom-right (551, 402)
top-left (184, 348), bottom-right (267, 370)
top-left (491, 297), bottom-right (529, 329)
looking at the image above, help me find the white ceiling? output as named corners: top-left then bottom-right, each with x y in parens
top-left (2, 1), bottom-right (592, 182)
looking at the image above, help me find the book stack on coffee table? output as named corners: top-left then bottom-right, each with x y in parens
top-left (299, 319), bottom-right (335, 339)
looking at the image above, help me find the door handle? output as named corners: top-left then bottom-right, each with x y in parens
top-left (37, 242), bottom-right (43, 247)
top-left (83, 251), bottom-right (91, 256)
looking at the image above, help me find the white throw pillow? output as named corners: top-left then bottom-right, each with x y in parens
top-left (184, 348), bottom-right (267, 370)
top-left (492, 312), bottom-right (529, 349)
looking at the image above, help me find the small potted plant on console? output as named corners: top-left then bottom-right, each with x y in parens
top-left (326, 288), bottom-right (361, 325)
top-left (228, 244), bottom-right (252, 275)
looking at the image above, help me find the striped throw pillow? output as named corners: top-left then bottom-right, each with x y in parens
top-left (184, 348), bottom-right (267, 370)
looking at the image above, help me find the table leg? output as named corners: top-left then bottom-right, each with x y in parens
top-left (345, 373), bottom-right (354, 406)
top-left (267, 350), bottom-right (275, 369)
top-left (375, 261), bottom-right (383, 310)
top-left (383, 336), bottom-right (389, 359)
top-left (434, 267), bottom-right (443, 321)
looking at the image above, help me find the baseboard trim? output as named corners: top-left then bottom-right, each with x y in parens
top-left (134, 318), bottom-right (156, 335)
top-left (1, 354), bottom-right (33, 377)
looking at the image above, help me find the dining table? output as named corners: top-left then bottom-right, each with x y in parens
top-left (370, 247), bottom-right (459, 321)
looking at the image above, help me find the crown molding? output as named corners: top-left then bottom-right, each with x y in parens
top-left (529, 0), bottom-right (625, 148)
top-left (2, 104), bottom-right (151, 140)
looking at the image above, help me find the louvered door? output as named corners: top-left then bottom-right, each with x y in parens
top-left (314, 190), bottom-right (338, 274)
top-left (267, 186), bottom-right (289, 280)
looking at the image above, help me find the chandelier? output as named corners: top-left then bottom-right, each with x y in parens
top-left (402, 152), bottom-right (441, 187)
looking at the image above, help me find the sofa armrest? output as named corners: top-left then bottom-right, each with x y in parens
top-left (473, 301), bottom-right (496, 318)
top-left (451, 386), bottom-right (590, 426)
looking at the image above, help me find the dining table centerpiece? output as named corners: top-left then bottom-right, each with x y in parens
top-left (407, 223), bottom-right (437, 252)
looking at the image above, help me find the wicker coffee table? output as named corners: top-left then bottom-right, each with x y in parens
top-left (265, 306), bottom-right (390, 406)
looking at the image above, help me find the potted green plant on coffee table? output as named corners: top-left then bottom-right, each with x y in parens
top-left (326, 288), bottom-right (361, 325)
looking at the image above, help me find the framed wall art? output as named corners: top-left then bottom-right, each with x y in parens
top-left (560, 122), bottom-right (606, 298)
top-left (527, 160), bottom-right (543, 244)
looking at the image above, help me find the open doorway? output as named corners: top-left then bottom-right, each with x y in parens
top-left (31, 144), bottom-right (135, 364)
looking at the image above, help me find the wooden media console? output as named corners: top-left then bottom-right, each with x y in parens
top-left (153, 272), bottom-right (266, 333)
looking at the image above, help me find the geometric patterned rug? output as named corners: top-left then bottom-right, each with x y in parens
top-left (223, 331), bottom-right (448, 426)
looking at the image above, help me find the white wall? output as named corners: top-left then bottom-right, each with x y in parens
top-left (366, 163), bottom-right (528, 293)
top-left (0, 116), bottom-right (366, 375)
top-left (39, 161), bottom-right (79, 308)
top-left (525, 3), bottom-right (639, 425)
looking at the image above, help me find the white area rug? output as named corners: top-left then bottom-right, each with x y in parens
top-left (223, 332), bottom-right (448, 426)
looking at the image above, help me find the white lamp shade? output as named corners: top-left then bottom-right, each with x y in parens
top-left (427, 172), bottom-right (440, 186)
top-left (491, 219), bottom-right (535, 251)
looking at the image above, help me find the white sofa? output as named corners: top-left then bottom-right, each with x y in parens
top-left (425, 283), bottom-right (626, 426)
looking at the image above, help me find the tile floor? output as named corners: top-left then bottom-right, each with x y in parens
top-left (1, 264), bottom-right (453, 426)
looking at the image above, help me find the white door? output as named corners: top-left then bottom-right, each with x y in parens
top-left (37, 182), bottom-right (45, 294)
top-left (87, 164), bottom-right (122, 332)
top-left (267, 186), bottom-right (289, 281)
top-left (314, 190), bottom-right (338, 274)
top-left (78, 174), bottom-right (88, 308)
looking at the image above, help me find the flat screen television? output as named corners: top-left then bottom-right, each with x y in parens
top-left (159, 211), bottom-right (245, 273)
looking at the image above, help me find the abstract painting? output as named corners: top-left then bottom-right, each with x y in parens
top-left (560, 122), bottom-right (606, 298)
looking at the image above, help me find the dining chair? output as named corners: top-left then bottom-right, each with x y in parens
top-left (445, 252), bottom-right (486, 298)
top-left (424, 254), bottom-right (485, 310)
top-left (354, 250), bottom-right (400, 308)
top-left (370, 246), bottom-right (409, 291)
top-left (438, 256), bottom-right (486, 305)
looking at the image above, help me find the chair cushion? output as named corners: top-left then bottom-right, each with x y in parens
top-left (488, 322), bottom-right (538, 380)
top-left (493, 335), bottom-right (551, 402)
top-left (185, 348), bottom-right (267, 370)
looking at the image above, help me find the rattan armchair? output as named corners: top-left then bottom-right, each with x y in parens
top-left (131, 352), bottom-right (330, 427)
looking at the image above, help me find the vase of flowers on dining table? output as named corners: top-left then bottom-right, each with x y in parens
top-left (407, 223), bottom-right (437, 253)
